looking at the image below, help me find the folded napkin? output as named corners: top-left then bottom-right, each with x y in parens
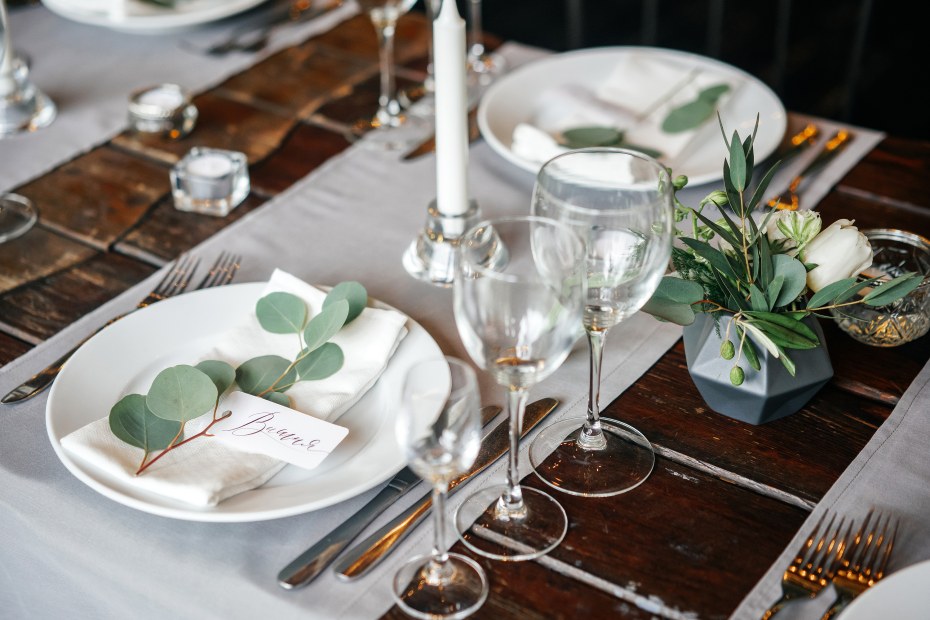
top-left (512, 53), bottom-right (742, 166)
top-left (61, 270), bottom-right (409, 507)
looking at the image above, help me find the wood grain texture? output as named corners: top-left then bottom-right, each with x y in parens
top-left (816, 188), bottom-right (930, 240)
top-left (0, 332), bottom-right (32, 367)
top-left (0, 252), bottom-right (155, 343)
top-left (310, 12), bottom-right (430, 65)
top-left (838, 136), bottom-right (930, 209)
top-left (0, 225), bottom-right (96, 295)
top-left (312, 72), bottom-right (422, 127)
top-left (250, 122), bottom-right (351, 195)
top-left (14, 147), bottom-right (169, 250)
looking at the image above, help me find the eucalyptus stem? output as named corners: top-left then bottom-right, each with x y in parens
top-left (135, 410), bottom-right (232, 476)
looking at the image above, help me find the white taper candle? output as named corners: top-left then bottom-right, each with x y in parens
top-left (433, 0), bottom-right (469, 217)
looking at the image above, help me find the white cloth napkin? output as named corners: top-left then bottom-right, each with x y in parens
top-left (512, 52), bottom-right (742, 166)
top-left (60, 269), bottom-right (409, 507)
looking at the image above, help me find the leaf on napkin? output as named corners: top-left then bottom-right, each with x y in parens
top-left (110, 394), bottom-right (182, 452)
top-left (147, 365), bottom-right (218, 423)
top-left (303, 300), bottom-right (349, 353)
top-left (557, 126), bottom-right (665, 159)
top-left (295, 342), bottom-right (344, 381)
top-left (195, 360), bottom-right (236, 396)
top-left (263, 392), bottom-right (292, 407)
top-left (236, 355), bottom-right (297, 395)
top-left (661, 84), bottom-right (730, 134)
top-left (256, 292), bottom-right (308, 335)
top-left (323, 281), bottom-right (368, 324)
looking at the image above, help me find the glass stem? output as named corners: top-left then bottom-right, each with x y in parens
top-left (1, 0), bottom-right (14, 77)
top-left (431, 484), bottom-right (449, 565)
top-left (499, 387), bottom-right (527, 515)
top-left (466, 0), bottom-right (485, 60)
top-left (373, 17), bottom-right (401, 126)
top-left (580, 328), bottom-right (608, 450)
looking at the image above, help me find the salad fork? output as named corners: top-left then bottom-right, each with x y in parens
top-left (1, 252), bottom-right (239, 405)
top-left (761, 511), bottom-right (847, 619)
top-left (820, 510), bottom-right (897, 619)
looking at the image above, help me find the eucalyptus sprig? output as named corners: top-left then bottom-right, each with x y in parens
top-left (643, 115), bottom-right (923, 384)
top-left (108, 282), bottom-right (368, 475)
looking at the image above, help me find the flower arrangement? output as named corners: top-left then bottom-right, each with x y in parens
top-left (644, 119), bottom-right (922, 385)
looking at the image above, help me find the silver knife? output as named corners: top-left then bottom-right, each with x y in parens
top-left (333, 397), bottom-right (559, 581)
top-left (277, 404), bottom-right (501, 590)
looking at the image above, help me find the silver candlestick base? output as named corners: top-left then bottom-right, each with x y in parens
top-left (402, 198), bottom-right (481, 287)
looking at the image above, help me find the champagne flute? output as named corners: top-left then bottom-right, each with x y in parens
top-left (528, 148), bottom-right (674, 497)
top-left (392, 356), bottom-right (488, 620)
top-left (465, 0), bottom-right (504, 88)
top-left (453, 216), bottom-right (585, 561)
top-left (354, 0), bottom-right (429, 150)
top-left (0, 0), bottom-right (56, 138)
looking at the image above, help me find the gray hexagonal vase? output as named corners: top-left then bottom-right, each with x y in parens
top-left (682, 314), bottom-right (834, 425)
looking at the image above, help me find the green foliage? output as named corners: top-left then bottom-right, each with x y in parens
top-left (237, 355), bottom-right (297, 395)
top-left (295, 342), bottom-right (344, 381)
top-left (304, 300), bottom-right (349, 352)
top-left (662, 84), bottom-right (731, 134)
top-left (256, 291), bottom-right (308, 334)
top-left (195, 360), bottom-right (235, 396)
top-left (109, 394), bottom-right (181, 452)
top-left (324, 281), bottom-right (369, 324)
top-left (146, 365), bottom-right (217, 423)
top-left (263, 392), bottom-right (291, 407)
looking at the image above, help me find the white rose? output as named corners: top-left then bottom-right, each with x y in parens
top-left (801, 219), bottom-right (872, 292)
top-left (766, 210), bottom-right (822, 256)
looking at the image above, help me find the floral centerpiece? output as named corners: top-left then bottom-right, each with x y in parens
top-left (643, 119), bottom-right (921, 421)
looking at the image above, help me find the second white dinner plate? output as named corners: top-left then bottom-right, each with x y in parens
top-left (46, 282), bottom-right (443, 522)
top-left (41, 0), bottom-right (268, 33)
top-left (839, 558), bottom-right (930, 618)
top-left (478, 46), bottom-right (787, 186)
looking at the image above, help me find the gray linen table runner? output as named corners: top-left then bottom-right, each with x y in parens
top-left (0, 43), bottom-right (887, 620)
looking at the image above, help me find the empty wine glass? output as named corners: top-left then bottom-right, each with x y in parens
top-left (528, 148), bottom-right (674, 497)
top-left (392, 356), bottom-right (488, 620)
top-left (0, 0), bottom-right (56, 138)
top-left (465, 0), bottom-right (504, 88)
top-left (354, 0), bottom-right (429, 150)
top-left (453, 216), bottom-right (585, 561)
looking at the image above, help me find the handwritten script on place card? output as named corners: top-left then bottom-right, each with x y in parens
top-left (208, 392), bottom-right (348, 469)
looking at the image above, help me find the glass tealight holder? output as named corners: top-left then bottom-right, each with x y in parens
top-left (170, 147), bottom-right (249, 217)
top-left (128, 83), bottom-right (197, 140)
top-left (832, 229), bottom-right (930, 347)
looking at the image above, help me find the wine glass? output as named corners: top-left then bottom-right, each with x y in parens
top-left (354, 0), bottom-right (429, 150)
top-left (392, 356), bottom-right (488, 620)
top-left (452, 216), bottom-right (585, 561)
top-left (465, 0), bottom-right (504, 90)
top-left (528, 148), bottom-right (674, 497)
top-left (0, 0), bottom-right (56, 138)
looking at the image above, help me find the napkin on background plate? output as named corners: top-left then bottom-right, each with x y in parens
top-left (61, 269), bottom-right (409, 507)
top-left (512, 52), bottom-right (742, 166)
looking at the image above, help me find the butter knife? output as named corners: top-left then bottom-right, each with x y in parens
top-left (277, 403), bottom-right (502, 590)
top-left (402, 106), bottom-right (480, 161)
top-left (333, 397), bottom-right (559, 580)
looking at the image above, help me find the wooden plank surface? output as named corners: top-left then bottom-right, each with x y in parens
top-left (0, 225), bottom-right (96, 295)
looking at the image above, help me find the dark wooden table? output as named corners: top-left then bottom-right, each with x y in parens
top-left (2, 12), bottom-right (929, 620)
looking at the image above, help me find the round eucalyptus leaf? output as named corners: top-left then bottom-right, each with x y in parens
top-left (195, 360), bottom-right (236, 396)
top-left (323, 281), bottom-right (368, 324)
top-left (146, 365), bottom-right (218, 423)
top-left (109, 393), bottom-right (181, 452)
top-left (236, 355), bottom-right (297, 395)
top-left (771, 254), bottom-right (808, 307)
top-left (263, 392), bottom-right (291, 407)
top-left (560, 126), bottom-right (622, 148)
top-left (304, 300), bottom-right (349, 352)
top-left (256, 291), bottom-right (307, 334)
top-left (295, 342), bottom-right (344, 381)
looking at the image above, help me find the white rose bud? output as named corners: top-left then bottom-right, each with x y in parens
top-left (766, 210), bottom-right (822, 256)
top-left (801, 219), bottom-right (873, 292)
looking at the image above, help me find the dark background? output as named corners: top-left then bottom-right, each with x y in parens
top-left (443, 0), bottom-right (927, 141)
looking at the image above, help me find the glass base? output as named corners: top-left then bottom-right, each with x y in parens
top-left (0, 57), bottom-right (57, 137)
top-left (454, 484), bottom-right (567, 562)
top-left (351, 111), bottom-right (431, 152)
top-left (529, 417), bottom-right (655, 497)
top-left (393, 553), bottom-right (488, 620)
top-left (0, 193), bottom-right (37, 243)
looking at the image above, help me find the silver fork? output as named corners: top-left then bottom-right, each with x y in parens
top-left (1, 253), bottom-right (238, 405)
top-left (821, 510), bottom-right (897, 619)
top-left (761, 511), bottom-right (847, 619)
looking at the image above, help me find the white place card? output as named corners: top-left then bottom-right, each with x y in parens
top-left (207, 391), bottom-right (349, 470)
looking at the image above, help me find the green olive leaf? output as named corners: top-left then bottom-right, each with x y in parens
top-left (728, 130), bottom-right (747, 191)
top-left (256, 291), bottom-right (307, 334)
top-left (304, 299), bottom-right (349, 353)
top-left (295, 342), bottom-right (344, 380)
top-left (195, 360), bottom-right (236, 396)
top-left (146, 365), bottom-right (218, 423)
top-left (863, 273), bottom-right (924, 307)
top-left (323, 281), bottom-right (368, 324)
top-left (236, 355), bottom-right (297, 395)
top-left (110, 393), bottom-right (181, 452)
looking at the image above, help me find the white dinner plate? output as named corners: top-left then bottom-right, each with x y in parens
top-left (478, 46), bottom-right (787, 187)
top-left (839, 559), bottom-right (930, 619)
top-left (46, 282), bottom-right (442, 522)
top-left (41, 0), bottom-right (268, 33)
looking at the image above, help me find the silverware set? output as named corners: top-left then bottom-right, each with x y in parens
top-left (1, 251), bottom-right (241, 404)
top-left (762, 509), bottom-right (898, 619)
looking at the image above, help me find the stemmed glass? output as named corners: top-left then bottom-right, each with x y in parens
top-left (453, 216), bottom-right (585, 561)
top-left (354, 0), bottom-right (429, 150)
top-left (0, 0), bottom-right (56, 138)
top-left (392, 356), bottom-right (488, 620)
top-left (465, 0), bottom-right (504, 89)
top-left (528, 148), bottom-right (674, 497)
